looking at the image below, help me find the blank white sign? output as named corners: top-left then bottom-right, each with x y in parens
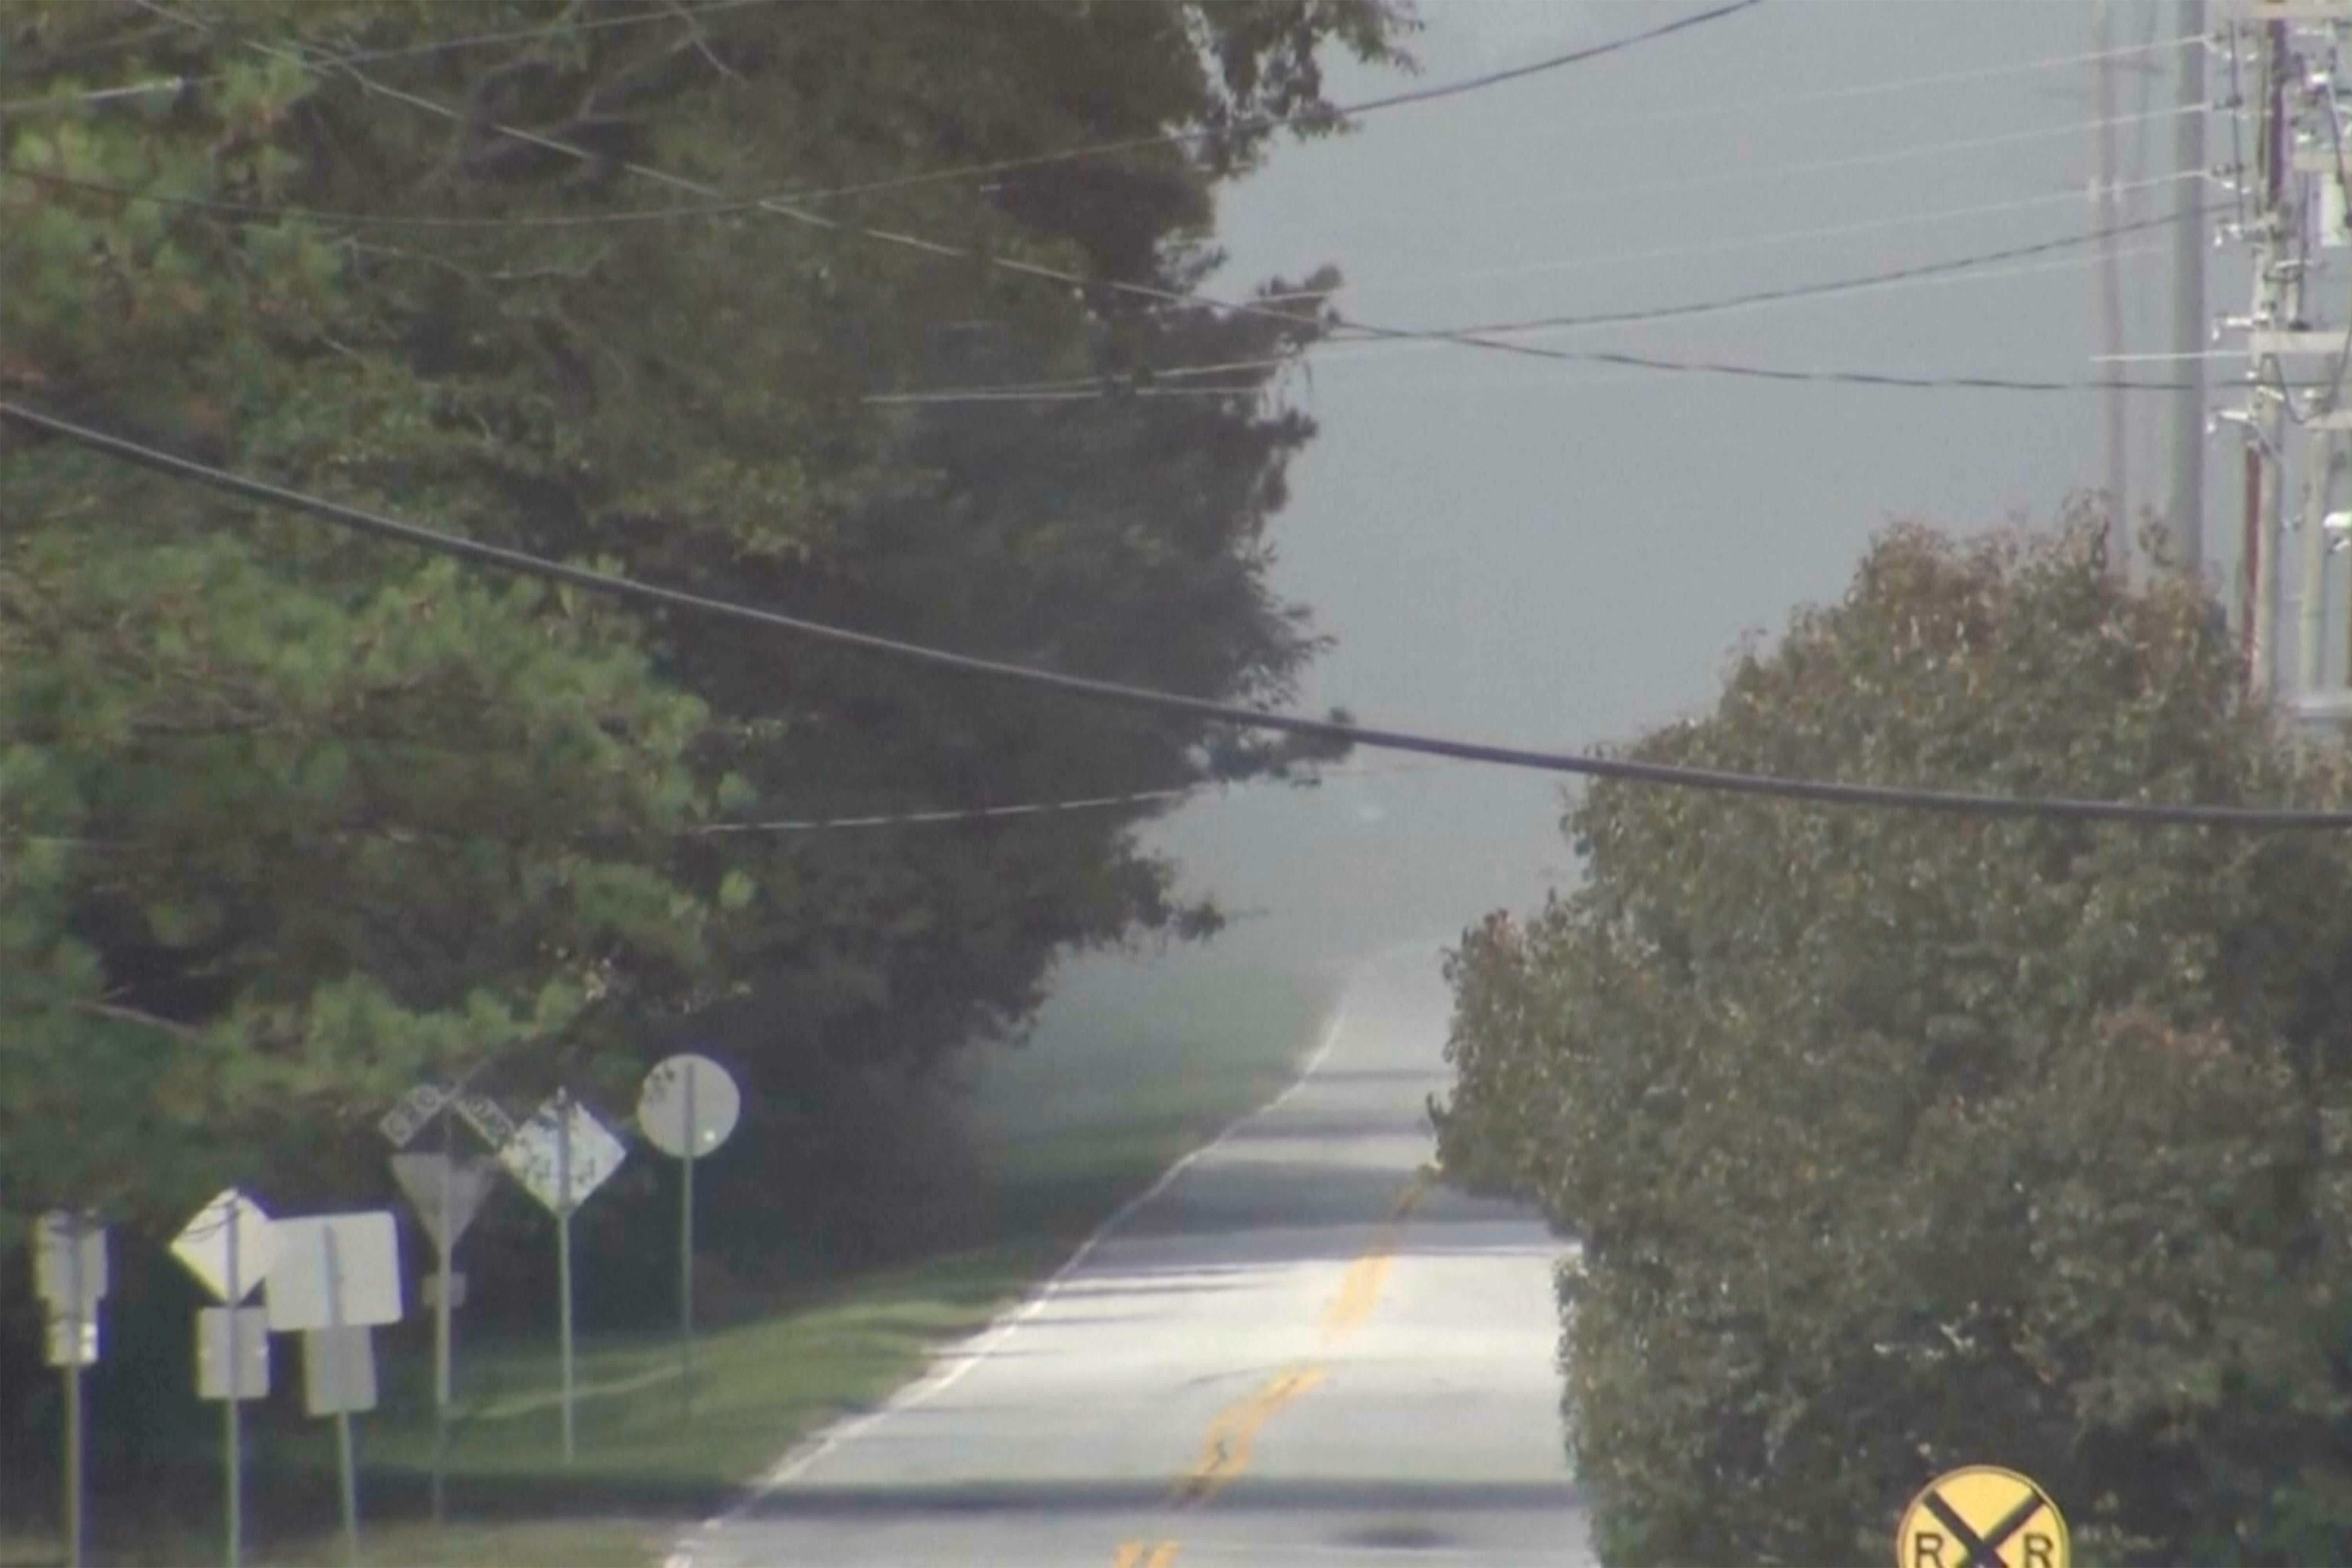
top-left (301, 1326), bottom-right (378, 1416)
top-left (264, 1213), bottom-right (404, 1332)
top-left (196, 1307), bottom-right (270, 1401)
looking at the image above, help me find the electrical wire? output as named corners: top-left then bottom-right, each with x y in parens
top-left (697, 0), bottom-right (1771, 208)
top-left (5, 7), bottom-right (2226, 410)
top-left (1262, 170), bottom-right (2203, 304)
top-left (224, 64), bottom-right (2239, 400)
top-left (693, 759), bottom-right (1459, 834)
top-left (0, 0), bottom-right (1769, 232)
top-left (1559, 31), bottom-right (2200, 131)
top-left (1390, 102), bottom-right (2216, 227)
top-left (3, 93), bottom-right (2218, 240)
top-left (866, 245), bottom-right (2180, 406)
top-left (0, 0), bottom-right (786, 114)
top-left (4, 97), bottom-right (2222, 403)
top-left (867, 219), bottom-right (2197, 406)
top-left (7, 398), bottom-right (2350, 830)
top-left (7, 33), bottom-right (2252, 414)
top-left (1350, 223), bottom-right (2193, 341)
top-left (8, 764), bottom-right (1463, 848)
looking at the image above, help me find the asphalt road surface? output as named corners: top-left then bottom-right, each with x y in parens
top-left (670, 955), bottom-right (1593, 1567)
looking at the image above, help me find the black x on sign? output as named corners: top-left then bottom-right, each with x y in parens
top-left (1895, 1466), bottom-right (2069, 1568)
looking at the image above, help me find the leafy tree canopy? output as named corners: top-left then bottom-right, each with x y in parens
top-left (1437, 514), bottom-right (2352, 1566)
top-left (0, 0), bottom-right (1406, 1236)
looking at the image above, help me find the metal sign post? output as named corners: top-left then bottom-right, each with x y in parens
top-left (381, 1072), bottom-right (514, 1524)
top-left (35, 1212), bottom-right (107, 1568)
top-left (65, 1268), bottom-right (83, 1568)
top-left (557, 1088), bottom-right (575, 1463)
top-left (497, 1089), bottom-right (625, 1463)
top-left (325, 1228), bottom-right (359, 1568)
top-left (224, 1221), bottom-right (242, 1568)
top-left (388, 1138), bottom-right (499, 1523)
top-left (434, 1113), bottom-right (454, 1523)
top-left (637, 1054), bottom-right (742, 1417)
top-left (681, 1066), bottom-right (694, 1414)
top-left (225, 1219), bottom-right (240, 1566)
top-left (171, 1190), bottom-right (279, 1568)
top-left (266, 1212), bottom-right (401, 1568)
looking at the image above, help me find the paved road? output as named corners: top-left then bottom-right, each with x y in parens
top-left (672, 955), bottom-right (1593, 1568)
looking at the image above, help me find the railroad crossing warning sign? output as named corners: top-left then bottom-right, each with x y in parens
top-left (1896, 1465), bottom-right (2068, 1568)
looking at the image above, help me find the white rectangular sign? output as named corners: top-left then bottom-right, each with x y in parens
top-left (196, 1307), bottom-right (270, 1401)
top-left (34, 1212), bottom-right (107, 1309)
top-left (45, 1311), bottom-right (98, 1368)
top-left (301, 1327), bottom-right (379, 1416)
top-left (264, 1213), bottom-right (404, 1332)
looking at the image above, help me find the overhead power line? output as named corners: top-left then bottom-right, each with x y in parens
top-left (739, 0), bottom-right (1770, 207)
top-left (6, 23), bottom-right (2239, 398)
top-left (1395, 208), bottom-right (2210, 341)
top-left (290, 54), bottom-right (2272, 400)
top-left (0, 0), bottom-right (786, 114)
top-left (863, 222), bottom-right (2203, 405)
top-left (693, 759), bottom-right (1457, 835)
top-left (2, 0), bottom-right (1768, 230)
top-left (1574, 31), bottom-right (2200, 131)
top-left (13, 87), bottom-right (2210, 238)
top-left (1411, 101), bottom-right (2215, 225)
top-left (6, 399), bottom-right (2349, 830)
top-left (129, 63), bottom-right (2219, 401)
top-left (1265, 170), bottom-right (2203, 304)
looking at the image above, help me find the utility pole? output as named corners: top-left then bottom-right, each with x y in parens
top-left (2168, 0), bottom-right (2209, 576)
top-left (2248, 11), bottom-right (2290, 695)
top-left (2214, 1), bottom-right (2352, 723)
top-left (2097, 0), bottom-right (2132, 549)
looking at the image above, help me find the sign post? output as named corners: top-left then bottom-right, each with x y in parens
top-left (497, 1089), bottom-right (625, 1461)
top-left (265, 1212), bottom-right (403, 1568)
top-left (35, 1212), bottom-right (107, 1568)
top-left (387, 1135), bottom-right (500, 1522)
top-left (326, 1227), bottom-right (358, 1566)
top-left (557, 1089), bottom-right (573, 1462)
top-left (171, 1190), bottom-right (279, 1568)
top-left (636, 1054), bottom-right (742, 1416)
top-left (382, 1073), bottom-right (514, 1523)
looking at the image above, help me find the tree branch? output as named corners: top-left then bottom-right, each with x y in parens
top-left (73, 998), bottom-right (203, 1043)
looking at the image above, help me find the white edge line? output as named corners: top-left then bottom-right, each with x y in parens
top-left (662, 991), bottom-right (1353, 1568)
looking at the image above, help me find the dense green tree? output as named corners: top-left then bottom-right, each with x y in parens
top-left (0, 20), bottom-right (732, 1231)
top-left (2, 0), bottom-right (1409, 1478)
top-left (1, 0), bottom-right (1399, 1225)
top-left (1436, 514), bottom-right (2352, 1565)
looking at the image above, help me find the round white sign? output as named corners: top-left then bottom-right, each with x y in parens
top-left (637, 1053), bottom-right (741, 1159)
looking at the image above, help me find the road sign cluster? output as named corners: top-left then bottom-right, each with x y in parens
top-left (22, 1051), bottom-right (749, 1566)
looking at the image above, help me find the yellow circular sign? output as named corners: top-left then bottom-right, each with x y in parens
top-left (1894, 1465), bottom-right (2068, 1568)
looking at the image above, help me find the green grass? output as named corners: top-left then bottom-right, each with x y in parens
top-left (4, 954), bottom-right (1338, 1568)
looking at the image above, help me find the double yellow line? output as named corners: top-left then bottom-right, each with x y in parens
top-left (1171, 1365), bottom-right (1330, 1506)
top-left (1111, 1171), bottom-right (1434, 1565)
top-left (1111, 1544), bottom-right (1180, 1568)
top-left (1318, 1172), bottom-right (1428, 1341)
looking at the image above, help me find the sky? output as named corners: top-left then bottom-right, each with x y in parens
top-left (1111, 0), bottom-right (2224, 976)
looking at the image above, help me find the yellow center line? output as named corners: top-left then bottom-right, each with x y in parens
top-left (1317, 1168), bottom-right (1430, 1343)
top-left (1172, 1365), bottom-right (1329, 1506)
top-left (1108, 1170), bottom-right (1432, 1563)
